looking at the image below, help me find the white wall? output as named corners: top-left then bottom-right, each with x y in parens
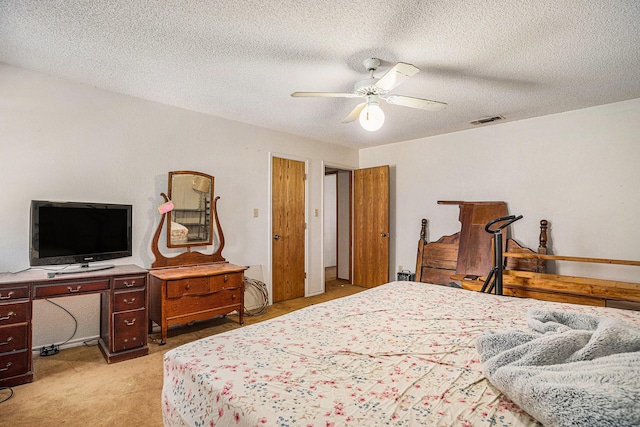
top-left (360, 98), bottom-right (640, 283)
top-left (0, 63), bottom-right (358, 348)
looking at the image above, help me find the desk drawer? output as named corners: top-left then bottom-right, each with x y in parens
top-left (0, 323), bottom-right (28, 353)
top-left (0, 350), bottom-right (29, 379)
top-left (114, 275), bottom-right (146, 290)
top-left (113, 309), bottom-right (146, 352)
top-left (34, 278), bottom-right (110, 298)
top-left (210, 272), bottom-right (243, 292)
top-left (0, 302), bottom-right (29, 326)
top-left (166, 277), bottom-right (209, 298)
top-left (114, 289), bottom-right (146, 312)
top-left (0, 286), bottom-right (29, 301)
top-left (165, 288), bottom-right (242, 318)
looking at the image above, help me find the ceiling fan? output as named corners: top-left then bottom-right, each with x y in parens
top-left (291, 58), bottom-right (447, 131)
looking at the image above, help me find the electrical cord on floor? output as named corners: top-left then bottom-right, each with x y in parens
top-left (0, 386), bottom-right (14, 404)
top-left (40, 299), bottom-right (78, 356)
top-left (244, 277), bottom-right (269, 316)
top-left (83, 338), bottom-right (99, 346)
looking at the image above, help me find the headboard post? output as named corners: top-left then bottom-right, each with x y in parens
top-left (536, 219), bottom-right (548, 272)
top-left (539, 220), bottom-right (548, 249)
top-left (415, 219), bottom-right (428, 281)
top-left (420, 218), bottom-right (428, 242)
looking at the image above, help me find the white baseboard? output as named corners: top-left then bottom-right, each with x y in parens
top-left (32, 335), bottom-right (100, 353)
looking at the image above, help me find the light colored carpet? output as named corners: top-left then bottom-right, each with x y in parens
top-left (0, 280), bottom-right (363, 426)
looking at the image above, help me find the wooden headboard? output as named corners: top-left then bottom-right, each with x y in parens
top-left (415, 216), bottom-right (548, 286)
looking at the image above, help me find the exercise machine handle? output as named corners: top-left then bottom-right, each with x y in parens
top-left (485, 215), bottom-right (523, 233)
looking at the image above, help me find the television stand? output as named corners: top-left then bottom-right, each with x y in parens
top-left (52, 263), bottom-right (115, 276)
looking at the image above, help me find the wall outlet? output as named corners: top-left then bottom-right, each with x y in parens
top-left (398, 265), bottom-right (403, 272)
top-left (253, 208), bottom-right (259, 218)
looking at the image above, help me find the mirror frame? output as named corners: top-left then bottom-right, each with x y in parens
top-left (150, 170), bottom-right (226, 269)
top-left (166, 171), bottom-right (214, 248)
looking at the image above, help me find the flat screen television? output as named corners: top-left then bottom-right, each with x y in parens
top-left (30, 200), bottom-right (132, 273)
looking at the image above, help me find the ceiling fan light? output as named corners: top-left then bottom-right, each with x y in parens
top-left (359, 102), bottom-right (385, 131)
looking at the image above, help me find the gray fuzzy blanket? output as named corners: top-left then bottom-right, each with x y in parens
top-left (476, 308), bottom-right (640, 427)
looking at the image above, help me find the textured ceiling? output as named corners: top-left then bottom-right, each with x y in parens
top-left (2, 1), bottom-right (640, 148)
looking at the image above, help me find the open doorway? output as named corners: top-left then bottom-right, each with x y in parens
top-left (324, 167), bottom-right (352, 286)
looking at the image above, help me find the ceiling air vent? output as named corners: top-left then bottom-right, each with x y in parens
top-left (470, 115), bottom-right (505, 125)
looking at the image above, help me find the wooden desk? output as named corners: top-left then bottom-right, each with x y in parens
top-left (0, 264), bottom-right (149, 387)
top-left (148, 262), bottom-right (246, 345)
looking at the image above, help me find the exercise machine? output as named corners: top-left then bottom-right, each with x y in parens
top-left (480, 214), bottom-right (523, 295)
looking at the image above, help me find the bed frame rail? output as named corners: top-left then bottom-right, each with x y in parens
top-left (500, 253), bottom-right (640, 308)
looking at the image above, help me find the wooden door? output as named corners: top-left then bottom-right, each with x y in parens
top-left (272, 157), bottom-right (306, 302)
top-left (353, 165), bottom-right (389, 288)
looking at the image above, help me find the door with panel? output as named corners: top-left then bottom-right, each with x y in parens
top-left (353, 165), bottom-right (390, 288)
top-left (271, 157), bottom-right (306, 302)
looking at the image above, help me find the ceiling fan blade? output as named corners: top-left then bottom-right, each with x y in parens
top-left (341, 102), bottom-right (366, 123)
top-left (374, 62), bottom-right (420, 92)
top-left (382, 95), bottom-right (447, 111)
top-left (291, 92), bottom-right (360, 98)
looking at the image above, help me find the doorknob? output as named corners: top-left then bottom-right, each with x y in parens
top-left (381, 233), bottom-right (389, 238)
top-left (274, 234), bottom-right (280, 240)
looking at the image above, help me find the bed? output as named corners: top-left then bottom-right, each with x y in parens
top-left (163, 281), bottom-right (640, 426)
top-left (162, 214), bottom-right (640, 426)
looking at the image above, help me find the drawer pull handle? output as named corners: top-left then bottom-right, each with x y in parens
top-left (185, 284), bottom-right (191, 290)
top-left (67, 285), bottom-right (82, 293)
top-left (0, 291), bottom-right (15, 300)
top-left (123, 298), bottom-right (136, 305)
top-left (0, 362), bottom-right (12, 372)
top-left (124, 319), bottom-right (136, 326)
top-left (124, 280), bottom-right (135, 287)
top-left (0, 337), bottom-right (13, 346)
top-left (224, 274), bottom-right (228, 283)
top-left (0, 312), bottom-right (15, 321)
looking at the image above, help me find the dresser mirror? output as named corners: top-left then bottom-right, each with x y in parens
top-left (167, 171), bottom-right (214, 248)
top-left (151, 170), bottom-right (226, 268)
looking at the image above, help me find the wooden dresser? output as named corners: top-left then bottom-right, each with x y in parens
top-left (0, 264), bottom-right (148, 387)
top-left (148, 262), bottom-right (246, 344)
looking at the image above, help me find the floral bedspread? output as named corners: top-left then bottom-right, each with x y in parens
top-left (162, 281), bottom-right (640, 427)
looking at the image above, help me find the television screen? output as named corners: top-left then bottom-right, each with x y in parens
top-left (30, 200), bottom-right (132, 267)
